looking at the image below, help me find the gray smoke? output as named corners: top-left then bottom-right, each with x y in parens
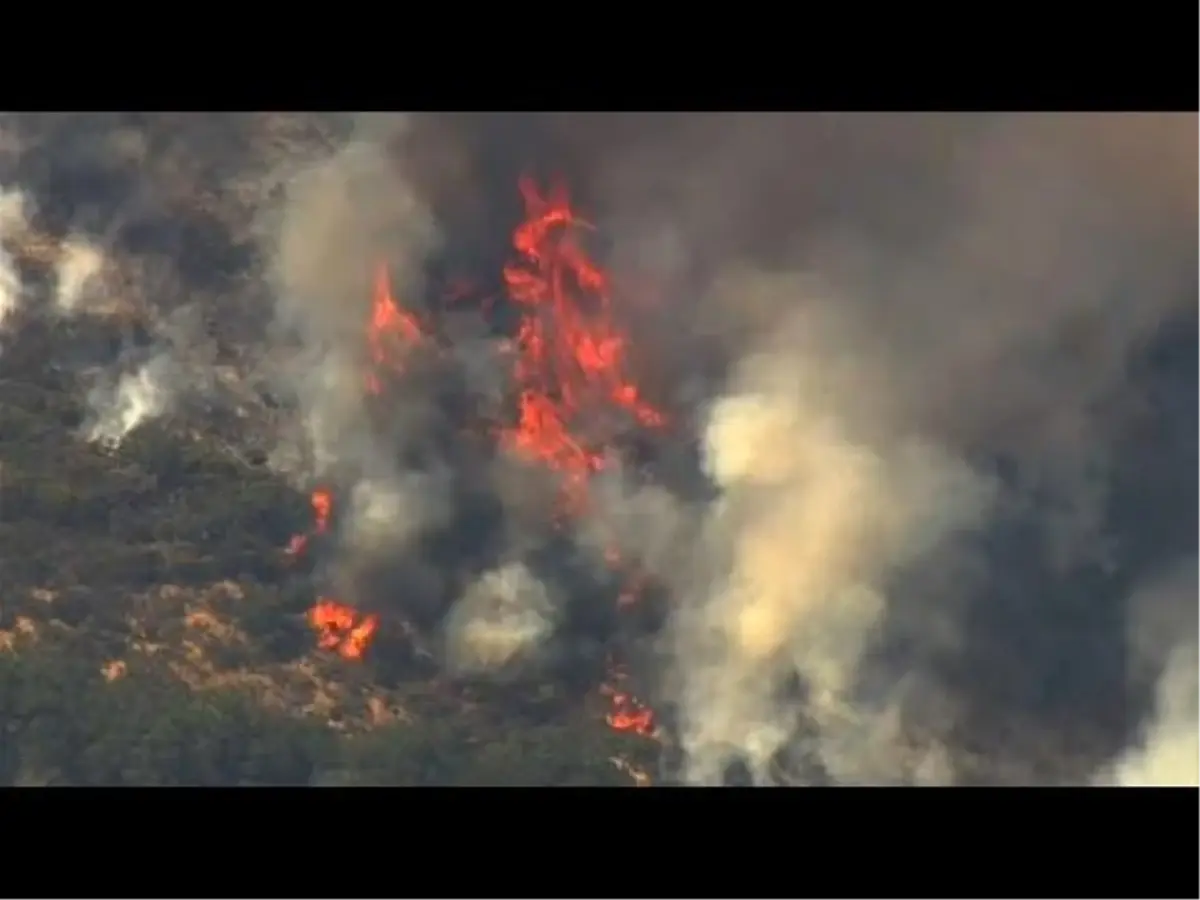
top-left (670, 296), bottom-right (995, 784)
top-left (255, 113), bottom-right (1195, 784)
top-left (84, 351), bottom-right (178, 448)
top-left (0, 185), bottom-right (28, 328)
top-left (444, 562), bottom-right (559, 675)
top-left (264, 121), bottom-right (471, 624)
top-left (52, 237), bottom-right (105, 316)
top-left (1101, 561), bottom-right (1199, 786)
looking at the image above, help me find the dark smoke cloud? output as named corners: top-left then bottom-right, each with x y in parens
top-left (265, 113), bottom-right (1195, 784)
top-left (2, 113), bottom-right (1190, 783)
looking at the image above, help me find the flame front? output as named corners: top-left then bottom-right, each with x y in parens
top-left (500, 177), bottom-right (665, 515)
top-left (308, 599), bottom-right (380, 661)
top-left (279, 179), bottom-right (664, 737)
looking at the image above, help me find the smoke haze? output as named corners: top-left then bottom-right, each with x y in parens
top-left (0, 112), bottom-right (1193, 785)
top-left (347, 112), bottom-right (1192, 784)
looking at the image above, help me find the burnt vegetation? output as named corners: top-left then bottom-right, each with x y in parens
top-left (0, 114), bottom-right (656, 786)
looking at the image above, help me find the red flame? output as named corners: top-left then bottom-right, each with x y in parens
top-left (285, 486), bottom-right (383, 660)
top-left (365, 261), bottom-right (424, 395)
top-left (499, 177), bottom-right (665, 515)
top-left (497, 179), bottom-right (666, 734)
top-left (278, 179), bottom-right (664, 735)
top-left (601, 663), bottom-right (656, 737)
top-left (308, 599), bottom-right (380, 661)
top-left (284, 487), bottom-right (333, 558)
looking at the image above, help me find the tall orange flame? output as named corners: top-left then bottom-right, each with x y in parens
top-left (500, 177), bottom-right (664, 515)
top-left (278, 180), bottom-right (664, 736)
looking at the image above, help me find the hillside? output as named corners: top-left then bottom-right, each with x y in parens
top-left (0, 113), bottom-right (1194, 787)
top-left (0, 113), bottom-right (657, 786)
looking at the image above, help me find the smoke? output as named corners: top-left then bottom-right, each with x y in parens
top-left (84, 352), bottom-right (178, 447)
top-left (520, 113), bottom-right (1194, 784)
top-left (249, 113), bottom-right (1194, 783)
top-left (1113, 642), bottom-right (1199, 786)
top-left (270, 123), bottom-right (438, 470)
top-left (53, 237), bottom-right (104, 316)
top-left (265, 121), bottom-right (455, 615)
top-left (670, 294), bottom-right (994, 784)
top-left (444, 562), bottom-right (559, 675)
top-left (343, 471), bottom-right (450, 552)
top-left (80, 304), bottom-right (220, 449)
top-left (1101, 562), bottom-right (1199, 787)
top-left (0, 186), bottom-right (28, 328)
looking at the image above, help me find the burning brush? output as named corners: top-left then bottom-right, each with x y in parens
top-left (281, 176), bottom-right (668, 737)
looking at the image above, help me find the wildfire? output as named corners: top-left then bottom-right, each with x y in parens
top-left (365, 260), bottom-right (424, 395)
top-left (284, 259), bottom-right (430, 662)
top-left (601, 664), bottom-right (656, 737)
top-left (286, 488), bottom-right (382, 661)
top-left (280, 178), bottom-right (664, 738)
top-left (308, 599), bottom-right (380, 661)
top-left (284, 487), bottom-right (332, 557)
top-left (498, 179), bottom-right (666, 736)
top-left (500, 177), bottom-right (665, 515)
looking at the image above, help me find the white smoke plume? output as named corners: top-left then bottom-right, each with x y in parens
top-left (475, 112), bottom-right (1192, 783)
top-left (443, 562), bottom-right (559, 675)
top-left (270, 126), bottom-right (437, 472)
top-left (671, 294), bottom-right (994, 785)
top-left (1099, 562), bottom-right (1199, 786)
top-left (0, 186), bottom-right (28, 328)
top-left (243, 113), bottom-right (1193, 784)
top-left (53, 237), bottom-right (105, 316)
top-left (0, 244), bottom-right (19, 330)
top-left (265, 119), bottom-right (458, 618)
top-left (84, 352), bottom-right (177, 448)
top-left (343, 470), bottom-right (450, 553)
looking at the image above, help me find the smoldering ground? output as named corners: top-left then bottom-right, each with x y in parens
top-left (265, 113), bottom-right (1196, 785)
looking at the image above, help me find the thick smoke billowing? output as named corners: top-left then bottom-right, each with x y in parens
top-left (0, 112), bottom-right (1190, 784)
top-left (256, 112), bottom-right (1196, 785)
top-left (7, 114), bottom-right (1184, 784)
top-left (270, 131), bottom-right (441, 483)
top-left (672, 298), bottom-right (994, 784)
top-left (444, 562), bottom-right (560, 676)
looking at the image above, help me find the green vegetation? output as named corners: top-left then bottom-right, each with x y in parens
top-left (0, 627), bottom-right (643, 785)
top-left (0, 114), bottom-right (661, 786)
top-left (0, 358), bottom-right (656, 787)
